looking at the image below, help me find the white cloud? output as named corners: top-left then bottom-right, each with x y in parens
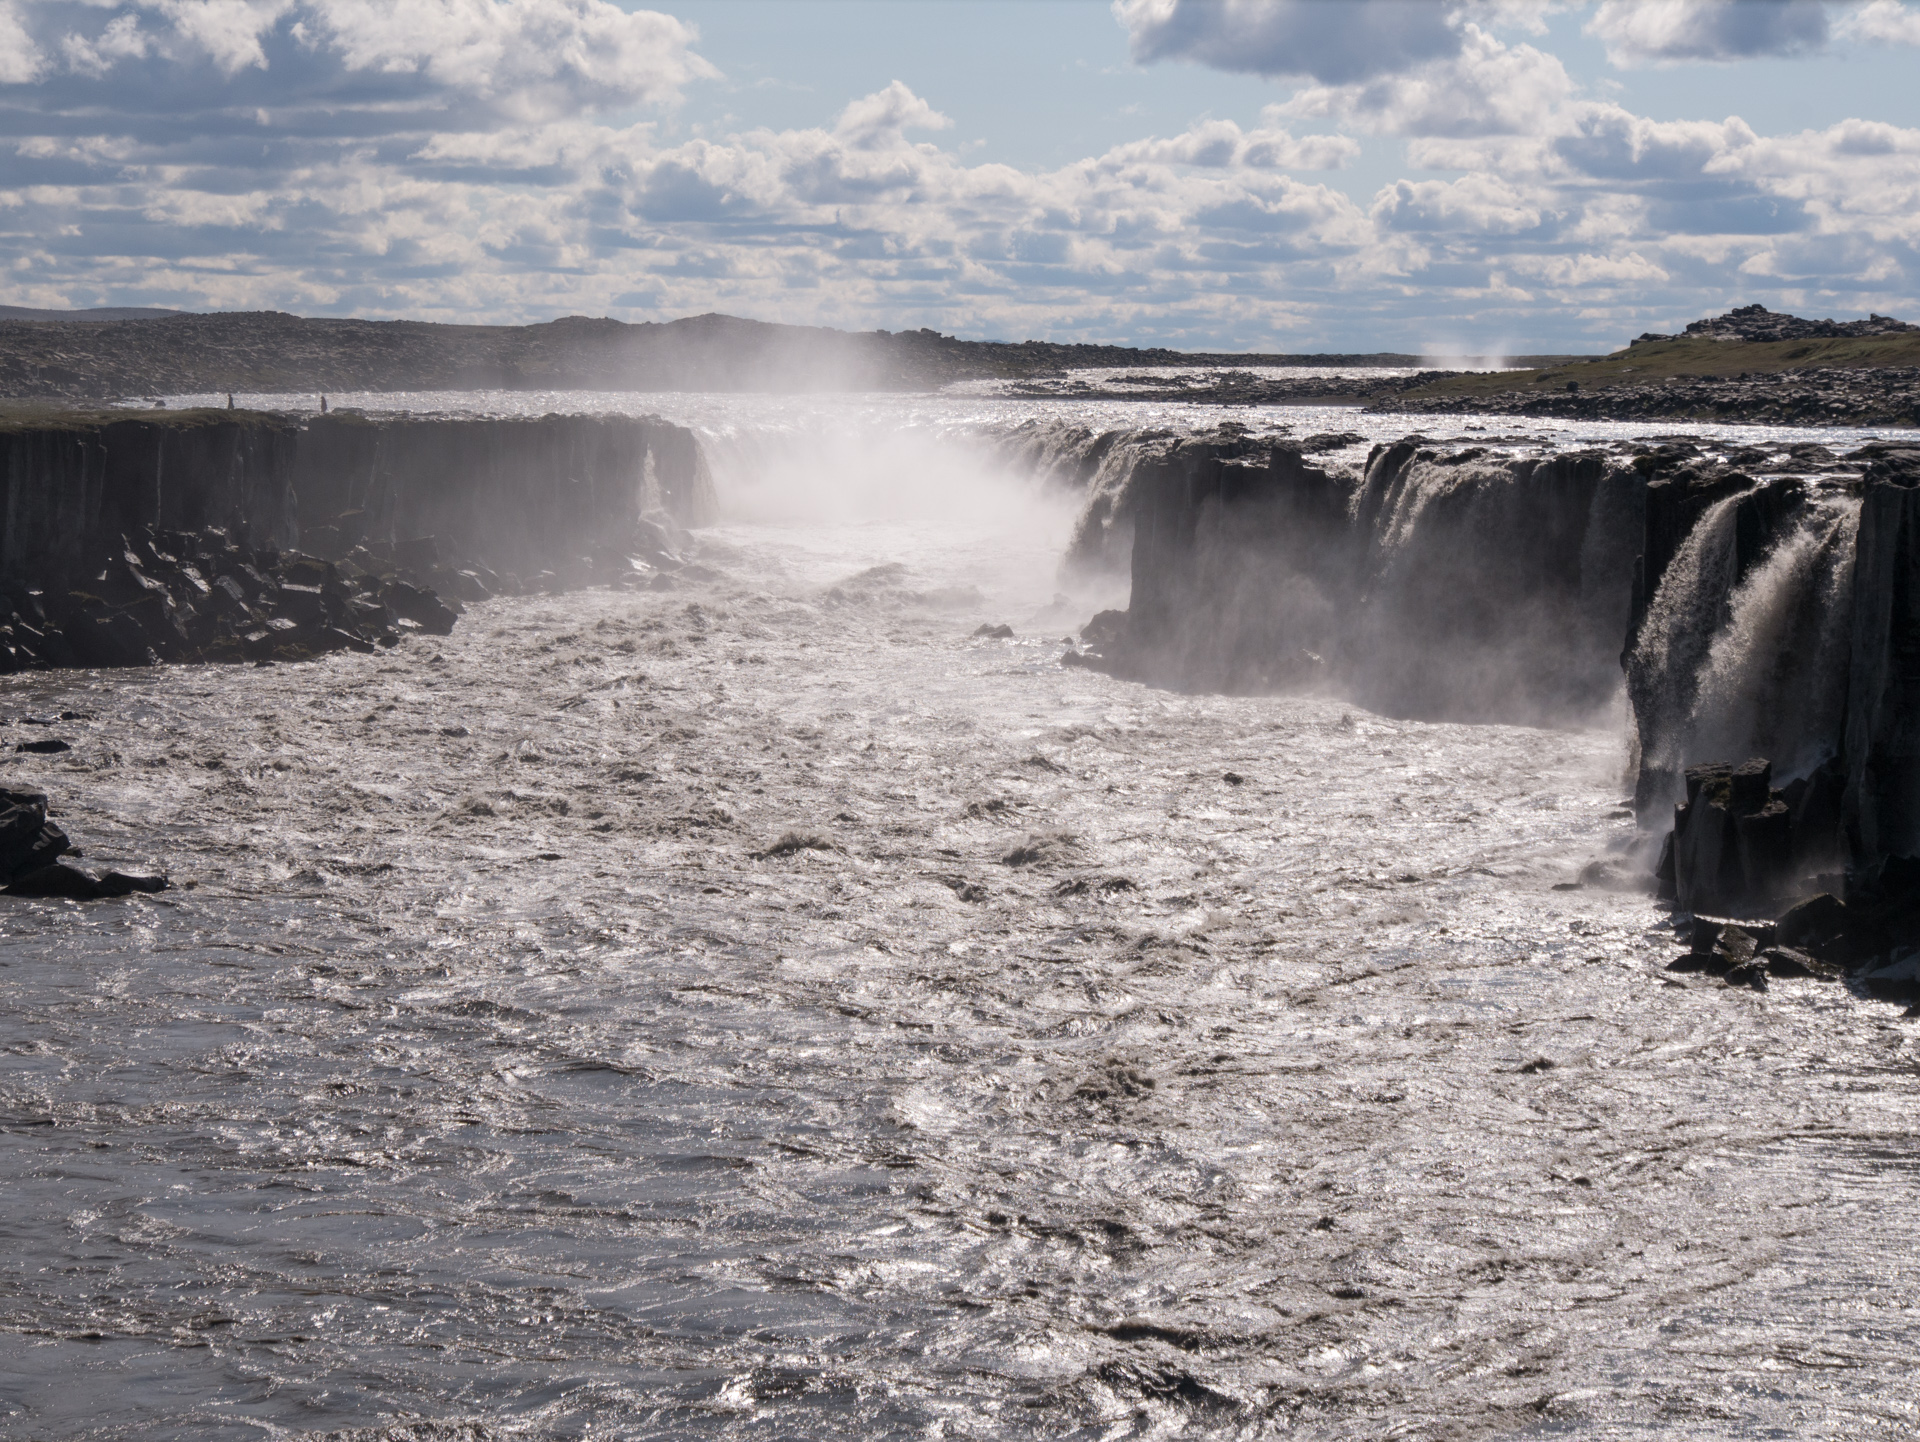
top-left (1372, 174), bottom-right (1546, 233)
top-left (0, 1), bottom-right (1917, 351)
top-left (1097, 116), bottom-right (1358, 170)
top-left (1279, 25), bottom-right (1574, 137)
top-left (832, 80), bottom-right (952, 148)
top-left (1586, 0), bottom-right (1829, 66)
top-left (147, 0), bottom-right (291, 75)
top-left (61, 14), bottom-right (151, 77)
top-left (299, 0), bottom-right (714, 115)
top-left (1837, 0), bottom-right (1920, 44)
top-left (1114, 0), bottom-right (1463, 83)
top-left (0, 2), bottom-right (47, 83)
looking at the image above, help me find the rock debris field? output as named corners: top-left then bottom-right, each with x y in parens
top-left (1, 523), bottom-right (1918, 1440)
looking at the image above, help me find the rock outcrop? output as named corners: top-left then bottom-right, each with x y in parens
top-left (0, 783), bottom-right (165, 899)
top-left (1677, 304), bottom-right (1916, 344)
top-left (1093, 436), bottom-right (1645, 724)
top-left (0, 407), bottom-right (715, 670)
top-left (1368, 366), bottom-right (1920, 427)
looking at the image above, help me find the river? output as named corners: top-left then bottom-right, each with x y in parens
top-left (1, 386), bottom-right (1916, 1439)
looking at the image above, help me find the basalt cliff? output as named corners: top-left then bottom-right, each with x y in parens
top-left (1074, 430), bottom-right (1920, 986)
top-left (0, 408), bottom-right (714, 669)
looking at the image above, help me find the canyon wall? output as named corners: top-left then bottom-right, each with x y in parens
top-left (1103, 437), bottom-right (1644, 726)
top-left (0, 409), bottom-right (715, 589)
top-left (0, 408), bottom-right (715, 669)
top-left (1091, 430), bottom-right (1920, 911)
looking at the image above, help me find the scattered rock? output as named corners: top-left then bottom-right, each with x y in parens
top-left (0, 786), bottom-right (70, 882)
top-left (753, 830), bottom-right (836, 860)
top-left (0, 784), bottom-right (165, 900)
top-left (1517, 1057), bottom-right (1555, 1074)
top-left (1003, 832), bottom-right (1075, 867)
top-left (1076, 1064), bottom-right (1156, 1100)
top-left (15, 738), bottom-right (70, 754)
top-left (972, 623), bottom-right (1014, 639)
top-left (4, 862), bottom-right (168, 900)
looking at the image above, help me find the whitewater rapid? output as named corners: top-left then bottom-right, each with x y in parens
top-left (3, 389), bottom-right (1919, 1439)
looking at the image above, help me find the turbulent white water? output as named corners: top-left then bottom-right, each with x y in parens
top-left (6, 390), bottom-right (1920, 1439)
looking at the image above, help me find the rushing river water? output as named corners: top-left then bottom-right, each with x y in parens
top-left (4, 390), bottom-right (1919, 1439)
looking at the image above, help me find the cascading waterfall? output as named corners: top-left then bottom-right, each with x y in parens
top-left (1628, 487), bottom-right (1863, 808)
top-left (1681, 495), bottom-right (1858, 783)
top-left (1627, 490), bottom-right (1751, 799)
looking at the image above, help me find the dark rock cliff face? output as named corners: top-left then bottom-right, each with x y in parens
top-left (0, 409), bottom-right (714, 591)
top-left (1842, 452), bottom-right (1920, 865)
top-left (0, 409), bottom-right (716, 670)
top-left (1093, 431), bottom-right (1920, 934)
top-left (1101, 439), bottom-right (1646, 725)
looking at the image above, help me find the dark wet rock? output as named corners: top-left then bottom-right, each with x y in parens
top-left (972, 623), bottom-right (1014, 639)
top-left (15, 738), bottom-right (70, 754)
top-left (1760, 946), bottom-right (1844, 980)
top-left (1003, 832), bottom-right (1075, 867)
top-left (753, 830), bottom-right (836, 860)
top-left (1725, 961), bottom-right (1769, 991)
top-left (0, 787), bottom-right (70, 882)
top-left (1668, 759), bottom-right (1798, 917)
top-left (382, 581), bottom-right (458, 637)
top-left (0, 411), bottom-right (718, 673)
top-left (5, 861), bottom-right (104, 898)
top-left (1668, 919), bottom-right (1767, 976)
top-left (1775, 893), bottom-right (1854, 961)
top-left (1079, 609), bottom-right (1128, 649)
top-left (1517, 1057), bottom-right (1555, 1074)
top-left (1108, 438), bottom-right (1637, 720)
top-left (1075, 1063), bottom-right (1156, 1100)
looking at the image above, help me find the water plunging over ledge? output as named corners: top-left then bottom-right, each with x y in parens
top-left (2, 390), bottom-right (1918, 1439)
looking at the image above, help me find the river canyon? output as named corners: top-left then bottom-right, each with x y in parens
top-left (1, 382), bottom-right (1917, 1440)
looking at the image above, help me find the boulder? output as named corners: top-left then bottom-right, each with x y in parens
top-left (0, 787), bottom-right (70, 882)
top-left (1670, 758), bottom-right (1801, 916)
top-left (381, 580), bottom-right (458, 636)
top-left (5, 862), bottom-right (104, 898)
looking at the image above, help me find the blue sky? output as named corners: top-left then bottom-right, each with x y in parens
top-left (2, 0), bottom-right (1919, 352)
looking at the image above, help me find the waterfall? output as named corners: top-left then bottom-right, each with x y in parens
top-left (1628, 486), bottom-right (1860, 806)
top-left (1683, 496), bottom-right (1858, 781)
top-left (1627, 490), bottom-right (1749, 798)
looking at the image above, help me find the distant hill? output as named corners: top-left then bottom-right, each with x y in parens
top-left (1379, 305), bottom-right (1920, 426)
top-left (0, 305), bottom-right (191, 323)
top-left (0, 308), bottom-right (1583, 400)
top-left (1633, 303), bottom-right (1916, 346)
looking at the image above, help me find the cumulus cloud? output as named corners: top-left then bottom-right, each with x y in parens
top-left (1586, 0), bottom-right (1829, 66)
top-left (0, 0), bottom-right (1917, 349)
top-left (1837, 0), bottom-right (1920, 44)
top-left (0, 2), bottom-right (47, 83)
top-left (5, 1), bottom-right (713, 113)
top-left (1280, 24), bottom-right (1574, 136)
top-left (1114, 0), bottom-right (1463, 83)
top-left (1097, 115), bottom-right (1358, 170)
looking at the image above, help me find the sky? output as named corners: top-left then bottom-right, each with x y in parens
top-left (2, 0), bottom-right (1919, 352)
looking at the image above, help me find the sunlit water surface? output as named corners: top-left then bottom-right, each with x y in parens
top-left (3, 391), bottom-right (1918, 1439)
